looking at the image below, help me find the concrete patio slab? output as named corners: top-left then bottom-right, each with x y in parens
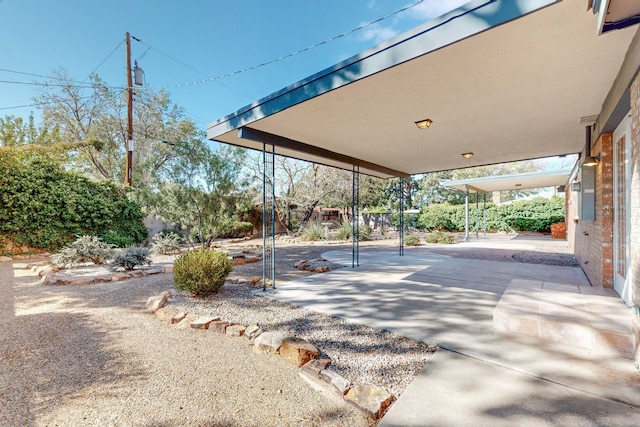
top-left (264, 246), bottom-right (640, 425)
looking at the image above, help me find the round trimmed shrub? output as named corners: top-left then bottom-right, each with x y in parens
top-left (403, 234), bottom-right (421, 246)
top-left (109, 246), bottom-right (152, 271)
top-left (426, 230), bottom-right (454, 244)
top-left (173, 248), bottom-right (233, 297)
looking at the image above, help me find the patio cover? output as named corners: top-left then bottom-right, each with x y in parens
top-left (208, 0), bottom-right (638, 178)
top-left (441, 169), bottom-right (572, 194)
top-left (441, 168), bottom-right (571, 240)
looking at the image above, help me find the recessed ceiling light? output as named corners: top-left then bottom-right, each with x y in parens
top-left (415, 119), bottom-right (433, 129)
top-left (461, 152), bottom-right (473, 159)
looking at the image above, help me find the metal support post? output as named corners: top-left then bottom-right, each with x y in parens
top-left (262, 144), bottom-right (276, 290)
top-left (352, 165), bottom-right (360, 267)
top-left (464, 187), bottom-right (469, 242)
top-left (475, 193), bottom-right (479, 240)
top-left (399, 178), bottom-right (405, 256)
top-left (483, 193), bottom-right (487, 237)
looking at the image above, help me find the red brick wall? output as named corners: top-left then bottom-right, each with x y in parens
top-left (630, 74), bottom-right (640, 363)
top-left (575, 134), bottom-right (614, 288)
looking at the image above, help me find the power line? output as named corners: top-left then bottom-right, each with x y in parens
top-left (0, 68), bottom-right (91, 86)
top-left (159, 0), bottom-right (426, 89)
top-left (81, 40), bottom-right (124, 83)
top-left (135, 39), bottom-right (252, 100)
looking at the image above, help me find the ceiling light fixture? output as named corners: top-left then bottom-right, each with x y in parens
top-left (415, 119), bottom-right (433, 129)
top-left (583, 154), bottom-right (600, 167)
top-left (461, 152), bottom-right (473, 159)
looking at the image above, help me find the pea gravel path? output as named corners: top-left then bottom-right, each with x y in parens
top-left (0, 260), bottom-right (371, 427)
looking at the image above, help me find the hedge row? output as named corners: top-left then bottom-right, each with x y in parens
top-left (0, 156), bottom-right (147, 251)
top-left (417, 196), bottom-right (565, 233)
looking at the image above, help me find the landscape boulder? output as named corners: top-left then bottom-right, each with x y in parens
top-left (253, 331), bottom-right (288, 355)
top-left (146, 294), bottom-right (168, 313)
top-left (155, 306), bottom-right (180, 322)
top-left (209, 320), bottom-right (231, 334)
top-left (344, 385), bottom-right (395, 420)
top-left (226, 324), bottom-right (246, 337)
top-left (190, 316), bottom-right (219, 330)
top-left (279, 337), bottom-right (320, 367)
top-left (244, 324), bottom-right (263, 343)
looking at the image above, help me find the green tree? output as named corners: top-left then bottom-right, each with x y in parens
top-left (151, 142), bottom-right (247, 246)
top-left (0, 114), bottom-right (60, 147)
top-left (34, 69), bottom-right (197, 187)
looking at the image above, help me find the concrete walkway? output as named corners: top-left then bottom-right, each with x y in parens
top-left (266, 246), bottom-right (640, 426)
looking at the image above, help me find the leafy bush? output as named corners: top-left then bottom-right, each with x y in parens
top-left (403, 234), bottom-right (421, 246)
top-left (101, 230), bottom-right (137, 248)
top-left (174, 248), bottom-right (233, 297)
top-left (417, 196), bottom-right (566, 233)
top-left (109, 246), bottom-right (152, 271)
top-left (0, 155), bottom-right (147, 251)
top-left (418, 204), bottom-right (463, 231)
top-left (51, 235), bottom-right (116, 268)
top-left (300, 222), bottom-right (326, 241)
top-left (151, 232), bottom-right (182, 255)
top-left (425, 230), bottom-right (454, 244)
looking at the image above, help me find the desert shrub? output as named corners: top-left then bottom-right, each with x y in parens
top-left (358, 224), bottom-right (372, 241)
top-left (51, 235), bottom-right (116, 268)
top-left (300, 222), bottom-right (326, 241)
top-left (335, 222), bottom-right (352, 240)
top-left (174, 248), bottom-right (232, 297)
top-left (403, 234), bottom-right (421, 246)
top-left (425, 230), bottom-right (454, 244)
top-left (159, 228), bottom-right (184, 239)
top-left (334, 222), bottom-right (371, 241)
top-left (151, 232), bottom-right (182, 255)
top-left (109, 246), bottom-right (152, 271)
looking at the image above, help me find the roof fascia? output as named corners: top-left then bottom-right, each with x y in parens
top-left (238, 127), bottom-right (410, 178)
top-left (207, 0), bottom-right (559, 139)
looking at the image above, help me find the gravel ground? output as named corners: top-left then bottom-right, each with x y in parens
top-left (1, 233), bottom-right (574, 426)
top-left (0, 260), bottom-right (372, 427)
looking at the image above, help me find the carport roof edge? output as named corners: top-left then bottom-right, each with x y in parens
top-left (207, 0), bottom-right (559, 177)
top-left (442, 169), bottom-right (572, 194)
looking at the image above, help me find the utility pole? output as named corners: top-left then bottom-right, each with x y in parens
top-left (125, 32), bottom-right (133, 186)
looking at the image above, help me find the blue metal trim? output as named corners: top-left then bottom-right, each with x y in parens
top-left (602, 15), bottom-right (640, 33)
top-left (207, 0), bottom-right (558, 139)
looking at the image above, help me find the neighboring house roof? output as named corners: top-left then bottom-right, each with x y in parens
top-left (442, 169), bottom-right (572, 194)
top-left (208, 0), bottom-right (638, 178)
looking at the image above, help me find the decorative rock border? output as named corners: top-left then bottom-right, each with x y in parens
top-left (20, 260), bottom-right (173, 286)
top-left (145, 291), bottom-right (395, 421)
top-left (293, 258), bottom-right (341, 273)
top-left (1, 253), bottom-right (51, 263)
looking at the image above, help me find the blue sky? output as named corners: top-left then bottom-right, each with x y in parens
top-left (0, 0), bottom-right (469, 128)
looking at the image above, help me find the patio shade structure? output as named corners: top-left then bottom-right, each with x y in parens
top-left (208, 1), bottom-right (636, 177)
top-left (442, 169), bottom-right (572, 241)
top-left (207, 0), bottom-right (637, 285)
